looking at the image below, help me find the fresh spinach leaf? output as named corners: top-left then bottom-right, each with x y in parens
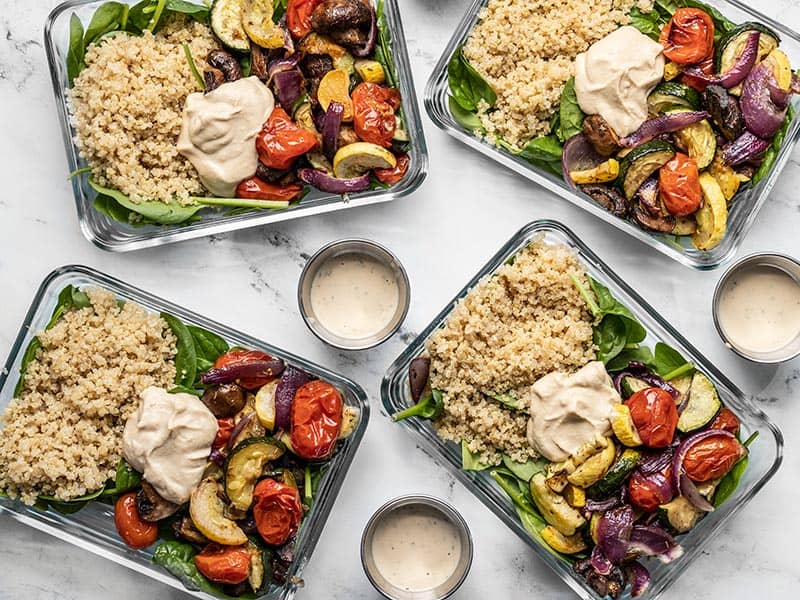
top-left (161, 312), bottom-right (197, 387)
top-left (101, 459), bottom-right (142, 496)
top-left (152, 541), bottom-right (250, 598)
top-left (272, 0), bottom-right (288, 22)
top-left (449, 95), bottom-right (484, 132)
top-left (169, 384), bottom-right (203, 396)
top-left (67, 13), bottom-right (86, 86)
top-left (556, 77), bottom-right (584, 142)
top-left (13, 338), bottom-right (41, 396)
top-left (629, 6), bottom-right (664, 40)
top-left (126, 0), bottom-right (157, 33)
top-left (375, 0), bottom-right (398, 88)
top-left (447, 47), bottom-right (496, 112)
top-left (93, 193), bottom-right (149, 226)
top-left (490, 468), bottom-right (536, 514)
top-left (148, 0), bottom-right (169, 31)
top-left (501, 455), bottom-right (547, 482)
top-left (89, 179), bottom-right (203, 224)
top-left (594, 314), bottom-right (628, 364)
top-left (187, 325), bottom-right (229, 365)
top-left (84, 2), bottom-right (128, 46)
top-left (605, 346), bottom-right (655, 372)
top-left (39, 484), bottom-right (107, 514)
top-left (651, 342), bottom-right (694, 380)
top-left (498, 136), bottom-right (563, 176)
top-left (461, 440), bottom-right (490, 471)
top-left (165, 0), bottom-right (210, 21)
top-left (486, 391), bottom-right (529, 414)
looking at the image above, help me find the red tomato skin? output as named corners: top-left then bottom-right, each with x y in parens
top-left (290, 381), bottom-right (343, 460)
top-left (683, 435), bottom-right (745, 482)
top-left (660, 8), bottom-right (715, 65)
top-left (194, 543), bottom-right (251, 585)
top-left (213, 417), bottom-right (235, 449)
top-left (236, 178), bottom-right (303, 202)
top-left (659, 153), bottom-right (702, 217)
top-left (252, 478), bottom-right (303, 546)
top-left (256, 107), bottom-right (319, 170)
top-left (708, 407), bottom-right (740, 434)
top-left (628, 467), bottom-right (674, 512)
top-left (352, 83), bottom-right (401, 148)
top-left (114, 493), bottom-right (159, 549)
top-left (287, 0), bottom-right (323, 40)
top-left (625, 388), bottom-right (679, 448)
top-left (214, 349), bottom-right (275, 390)
top-left (374, 154), bottom-right (410, 184)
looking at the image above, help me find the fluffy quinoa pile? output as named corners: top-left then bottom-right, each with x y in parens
top-left (68, 18), bottom-right (218, 204)
top-left (427, 241), bottom-right (596, 465)
top-left (0, 289), bottom-right (177, 504)
top-left (463, 0), bottom-right (654, 148)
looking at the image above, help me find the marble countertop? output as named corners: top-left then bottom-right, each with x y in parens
top-left (1, 0), bottom-right (799, 598)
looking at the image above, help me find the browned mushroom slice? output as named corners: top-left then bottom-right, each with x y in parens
top-left (633, 204), bottom-right (676, 232)
top-left (204, 68), bottom-right (226, 93)
top-left (582, 115), bottom-right (621, 157)
top-left (136, 480), bottom-right (181, 522)
top-left (580, 185), bottom-right (628, 218)
top-left (310, 0), bottom-right (371, 35)
top-left (251, 45), bottom-right (269, 81)
top-left (172, 515), bottom-right (209, 545)
top-left (207, 49), bottom-right (243, 82)
top-left (636, 178), bottom-right (661, 216)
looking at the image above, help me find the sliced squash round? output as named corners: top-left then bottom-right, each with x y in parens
top-left (242, 0), bottom-right (284, 49)
top-left (677, 372), bottom-right (722, 433)
top-left (211, 0), bottom-right (250, 52)
top-left (618, 140), bottom-right (675, 200)
top-left (540, 525), bottom-right (588, 554)
top-left (611, 404), bottom-right (643, 447)
top-left (254, 380), bottom-right (278, 431)
top-left (530, 473), bottom-right (586, 536)
top-left (716, 23), bottom-right (780, 75)
top-left (224, 437), bottom-right (286, 511)
top-left (566, 439), bottom-right (616, 488)
top-left (691, 172), bottom-right (728, 250)
top-left (189, 479), bottom-right (248, 545)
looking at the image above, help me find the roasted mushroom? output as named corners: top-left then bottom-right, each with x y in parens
top-left (702, 85), bottom-right (744, 142)
top-left (251, 45), bottom-right (269, 82)
top-left (203, 68), bottom-right (226, 92)
top-left (337, 125), bottom-right (360, 147)
top-left (173, 515), bottom-right (209, 545)
top-left (201, 383), bottom-right (246, 418)
top-left (136, 480), bottom-right (181, 522)
top-left (636, 178), bottom-right (661, 216)
top-left (301, 54), bottom-right (335, 102)
top-left (632, 204), bottom-right (676, 232)
top-left (573, 558), bottom-right (626, 600)
top-left (580, 184), bottom-right (628, 217)
top-left (582, 114), bottom-right (621, 157)
top-left (207, 49), bottom-right (243, 82)
top-left (310, 0), bottom-right (371, 37)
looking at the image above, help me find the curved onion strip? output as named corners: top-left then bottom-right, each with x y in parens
top-left (683, 31), bottom-right (760, 89)
top-left (619, 111), bottom-right (709, 148)
top-left (561, 133), bottom-right (608, 189)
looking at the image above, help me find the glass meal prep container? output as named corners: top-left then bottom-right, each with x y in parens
top-left (43, 0), bottom-right (428, 252)
top-left (0, 265), bottom-right (370, 600)
top-left (424, 0), bottom-right (800, 270)
top-left (381, 220), bottom-right (783, 600)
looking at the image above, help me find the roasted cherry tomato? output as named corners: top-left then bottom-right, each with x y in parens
top-left (352, 83), bottom-right (401, 148)
top-left (236, 177), bottom-right (304, 202)
top-left (659, 153), bottom-right (702, 216)
top-left (256, 107), bottom-right (319, 170)
top-left (679, 55), bottom-right (715, 92)
top-left (214, 349), bottom-right (276, 390)
top-left (114, 492), bottom-right (158, 549)
top-left (683, 434), bottom-right (745, 482)
top-left (213, 417), bottom-right (236, 449)
top-left (374, 153), bottom-right (410, 184)
top-left (709, 407), bottom-right (740, 434)
top-left (286, 0), bottom-right (323, 40)
top-left (659, 8), bottom-right (715, 65)
top-left (194, 543), bottom-right (251, 585)
top-left (625, 388), bottom-right (678, 448)
top-left (290, 380), bottom-right (343, 460)
top-left (628, 467), bottom-right (674, 512)
top-left (252, 478), bottom-right (303, 546)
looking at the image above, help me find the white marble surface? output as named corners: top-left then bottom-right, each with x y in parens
top-left (1, 0), bottom-right (799, 598)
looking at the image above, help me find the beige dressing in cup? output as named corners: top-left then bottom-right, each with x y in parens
top-left (371, 505), bottom-right (462, 592)
top-left (309, 253), bottom-right (399, 339)
top-left (717, 265), bottom-right (800, 353)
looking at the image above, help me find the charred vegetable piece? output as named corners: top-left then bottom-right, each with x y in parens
top-left (633, 204), bottom-right (676, 233)
top-left (658, 496), bottom-right (704, 533)
top-left (567, 440), bottom-right (616, 489)
top-left (409, 356), bottom-right (431, 403)
top-left (310, 0), bottom-right (371, 34)
top-left (708, 149), bottom-right (741, 200)
top-left (204, 68), bottom-right (226, 92)
top-left (207, 49), bottom-right (243, 82)
top-left (202, 359), bottom-right (286, 387)
top-left (225, 437), bottom-right (286, 511)
top-left (298, 167), bottom-right (371, 193)
top-left (588, 448), bottom-right (641, 499)
top-left (541, 525), bottom-right (588, 554)
top-left (618, 140), bottom-right (675, 200)
top-left (275, 366), bottom-right (311, 430)
top-left (298, 33), bottom-right (355, 75)
top-left (251, 45), bottom-right (269, 81)
top-left (173, 515), bottom-right (209, 544)
top-left (582, 114), bottom-right (621, 157)
top-left (530, 472), bottom-right (586, 536)
top-left (669, 110), bottom-right (716, 169)
top-left (702, 85), bottom-right (744, 142)
top-left (635, 178), bottom-right (660, 217)
top-left (618, 111), bottom-right (708, 149)
top-left (561, 134), bottom-right (608, 189)
top-left (211, 0), bottom-right (250, 52)
top-left (563, 484), bottom-right (586, 508)
top-left (242, 0), bottom-right (285, 49)
top-left (722, 130), bottom-right (771, 166)
top-left (648, 82), bottom-right (701, 113)
top-left (580, 184), bottom-right (627, 217)
top-left (741, 61), bottom-right (790, 139)
top-left (202, 383), bottom-right (246, 418)
top-left (301, 53), bottom-right (335, 102)
top-left (677, 372), bottom-right (722, 433)
top-left (716, 22), bottom-right (780, 76)
top-left (574, 557), bottom-right (626, 600)
top-left (136, 480), bottom-right (181, 522)
top-left (189, 479), bottom-right (248, 545)
top-left (691, 173), bottom-right (728, 250)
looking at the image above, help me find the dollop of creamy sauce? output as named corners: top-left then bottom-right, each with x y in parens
top-left (526, 361), bottom-right (620, 462)
top-left (122, 386), bottom-right (218, 504)
top-left (177, 76), bottom-right (275, 197)
top-left (717, 265), bottom-right (800, 353)
top-left (309, 253), bottom-right (400, 339)
top-left (574, 26), bottom-right (665, 137)
top-left (371, 505), bottom-right (462, 592)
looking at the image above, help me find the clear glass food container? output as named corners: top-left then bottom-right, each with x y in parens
top-left (381, 220), bottom-right (783, 599)
top-left (44, 0), bottom-right (428, 252)
top-left (424, 0), bottom-right (800, 270)
top-left (0, 265), bottom-right (370, 600)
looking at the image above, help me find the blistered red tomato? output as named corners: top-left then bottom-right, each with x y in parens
top-left (659, 153), bottom-right (702, 216)
top-left (660, 8), bottom-right (715, 64)
top-left (628, 467), bottom-right (674, 512)
top-left (286, 0), bottom-right (323, 40)
top-left (214, 349), bottom-right (276, 390)
top-left (256, 107), bottom-right (319, 170)
top-left (683, 434), bottom-right (745, 482)
top-left (252, 478), bottom-right (303, 546)
top-left (194, 543), bottom-right (251, 585)
top-left (374, 153), bottom-right (410, 184)
top-left (352, 83), bottom-right (401, 148)
top-left (236, 177), bottom-right (304, 202)
top-left (290, 380), bottom-right (343, 460)
top-left (625, 388), bottom-right (678, 448)
top-left (708, 407), bottom-right (740, 434)
top-left (213, 417), bottom-right (235, 449)
top-left (114, 492), bottom-right (158, 549)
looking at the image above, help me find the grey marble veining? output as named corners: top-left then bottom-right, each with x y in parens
top-left (1, 0), bottom-right (799, 598)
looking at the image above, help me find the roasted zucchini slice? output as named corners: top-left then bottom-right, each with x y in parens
top-left (530, 473), bottom-right (586, 536)
top-left (566, 439), bottom-right (616, 488)
top-left (587, 448), bottom-right (641, 499)
top-left (619, 376), bottom-right (650, 399)
top-left (691, 173), bottom-right (728, 250)
top-left (672, 216), bottom-right (697, 236)
top-left (708, 150), bottom-right (741, 201)
top-left (225, 437), bottom-right (286, 511)
top-left (242, 0), bottom-right (284, 49)
top-left (189, 479), bottom-right (248, 545)
top-left (570, 159), bottom-right (620, 185)
top-left (716, 23), bottom-right (780, 75)
top-left (659, 496), bottom-right (704, 533)
top-left (618, 140), bottom-right (676, 200)
top-left (669, 109), bottom-right (716, 169)
top-left (677, 372), bottom-right (722, 433)
top-left (648, 82), bottom-right (701, 114)
top-left (541, 525), bottom-right (588, 554)
top-left (211, 0), bottom-right (250, 52)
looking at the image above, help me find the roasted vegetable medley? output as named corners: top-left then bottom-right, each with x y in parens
top-left (448, 0), bottom-right (797, 251)
top-left (394, 261), bottom-right (755, 600)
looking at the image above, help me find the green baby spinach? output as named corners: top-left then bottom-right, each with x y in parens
top-left (461, 440), bottom-right (490, 471)
top-left (497, 135), bottom-right (563, 176)
top-left (375, 0), bottom-right (398, 89)
top-left (501, 454), bottom-right (547, 483)
top-left (393, 389), bottom-right (444, 422)
top-left (161, 312), bottom-right (197, 388)
top-left (629, 6), bottom-right (664, 40)
top-left (555, 77), bottom-right (584, 142)
top-left (448, 47), bottom-right (497, 112)
top-left (713, 431), bottom-right (758, 507)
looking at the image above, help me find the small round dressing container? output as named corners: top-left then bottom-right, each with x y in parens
top-left (361, 495), bottom-right (473, 600)
top-left (298, 239), bottom-right (410, 350)
top-left (712, 253), bottom-right (800, 364)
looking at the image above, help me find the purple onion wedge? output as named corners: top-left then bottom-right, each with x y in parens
top-left (298, 168), bottom-right (371, 194)
top-left (201, 359), bottom-right (285, 386)
top-left (561, 133), bottom-right (608, 189)
top-left (267, 52), bottom-right (304, 81)
top-left (585, 496), bottom-right (621, 513)
top-left (597, 505), bottom-right (634, 564)
top-left (683, 31), bottom-right (760, 89)
top-left (275, 366), bottom-right (310, 430)
top-left (619, 111), bottom-right (710, 148)
top-left (273, 69), bottom-right (305, 113)
top-left (628, 525), bottom-right (684, 563)
top-left (638, 449), bottom-right (673, 475)
top-left (741, 61), bottom-right (790, 138)
top-left (625, 561), bottom-right (651, 598)
top-left (590, 545), bottom-right (613, 576)
top-left (226, 412), bottom-right (254, 452)
top-left (722, 130), bottom-right (771, 166)
top-left (322, 101), bottom-right (344, 162)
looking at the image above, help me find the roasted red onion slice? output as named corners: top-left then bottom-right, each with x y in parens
top-left (298, 168), bottom-right (371, 193)
top-left (683, 31), bottom-right (760, 89)
top-left (597, 505), bottom-right (634, 564)
top-left (590, 545), bottom-right (613, 576)
top-left (672, 429), bottom-right (741, 511)
top-left (638, 449), bottom-right (673, 475)
top-left (275, 366), bottom-right (310, 430)
top-left (680, 472), bottom-right (714, 512)
top-left (612, 366), bottom-right (679, 399)
top-left (351, 2), bottom-right (377, 58)
top-left (722, 130), bottom-right (771, 166)
top-left (741, 61), bottom-right (790, 138)
top-left (561, 133), bottom-right (608, 189)
top-left (585, 496), bottom-right (622, 512)
top-left (208, 448), bottom-right (226, 466)
top-left (267, 52), bottom-right (304, 81)
top-left (202, 359), bottom-right (286, 386)
top-left (619, 112), bottom-right (710, 148)
top-left (628, 525), bottom-right (684, 563)
top-left (625, 561), bottom-right (652, 598)
top-left (273, 69), bottom-right (305, 112)
top-left (322, 101), bottom-right (344, 162)
top-left (225, 412), bottom-right (254, 452)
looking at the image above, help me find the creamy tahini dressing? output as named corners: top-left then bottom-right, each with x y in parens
top-left (122, 387), bottom-right (218, 504)
top-left (574, 26), bottom-right (665, 137)
top-left (717, 265), bottom-right (800, 353)
top-left (526, 361), bottom-right (621, 462)
top-left (371, 505), bottom-right (462, 592)
top-left (310, 253), bottom-right (400, 339)
top-left (177, 76), bottom-right (274, 197)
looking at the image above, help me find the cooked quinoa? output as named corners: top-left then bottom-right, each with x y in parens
top-left (428, 241), bottom-right (596, 465)
top-left (68, 18), bottom-right (218, 204)
top-left (0, 289), bottom-right (177, 505)
top-left (463, 0), bottom-right (653, 148)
